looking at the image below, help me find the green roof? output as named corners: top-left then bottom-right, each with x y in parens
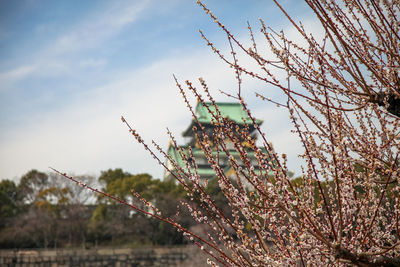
top-left (182, 102), bottom-right (263, 137)
top-left (195, 102), bottom-right (263, 125)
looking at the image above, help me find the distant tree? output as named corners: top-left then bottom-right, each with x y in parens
top-left (0, 170), bottom-right (51, 248)
top-left (99, 168), bottom-right (131, 187)
top-left (0, 180), bottom-right (19, 221)
top-left (89, 170), bottom-right (158, 245)
top-left (0, 179), bottom-right (20, 247)
top-left (150, 178), bottom-right (192, 245)
top-left (59, 174), bottom-right (95, 248)
top-left (0, 171), bottom-right (95, 248)
top-left (17, 169), bottom-right (48, 205)
top-left (88, 169), bottom-right (192, 246)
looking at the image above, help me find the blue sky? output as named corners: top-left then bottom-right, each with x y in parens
top-left (0, 0), bottom-right (314, 181)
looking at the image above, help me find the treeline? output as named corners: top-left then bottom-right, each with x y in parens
top-left (0, 169), bottom-right (204, 249)
top-left (2, 168), bottom-right (395, 250)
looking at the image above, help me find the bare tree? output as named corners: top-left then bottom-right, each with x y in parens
top-left (56, 0), bottom-right (399, 266)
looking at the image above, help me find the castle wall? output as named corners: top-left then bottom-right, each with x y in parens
top-left (0, 246), bottom-right (208, 267)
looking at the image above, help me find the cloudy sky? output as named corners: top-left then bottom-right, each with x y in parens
top-left (0, 0), bottom-right (314, 181)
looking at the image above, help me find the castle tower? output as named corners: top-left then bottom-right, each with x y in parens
top-left (164, 102), bottom-right (270, 180)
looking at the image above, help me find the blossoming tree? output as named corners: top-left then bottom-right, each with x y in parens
top-left (56, 0), bottom-right (399, 266)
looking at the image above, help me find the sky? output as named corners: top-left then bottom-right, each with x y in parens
top-left (0, 0), bottom-right (315, 182)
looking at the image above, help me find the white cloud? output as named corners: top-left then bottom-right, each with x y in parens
top-left (0, 64), bottom-right (37, 88)
top-left (47, 1), bottom-right (151, 56)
